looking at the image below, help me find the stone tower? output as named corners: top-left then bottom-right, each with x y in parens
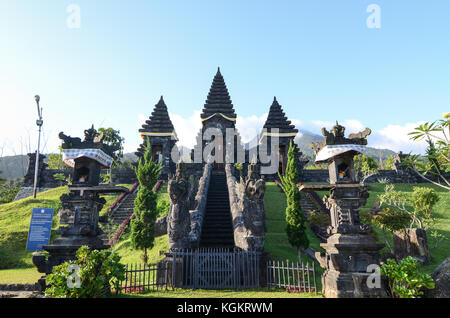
top-left (136, 96), bottom-right (178, 179)
top-left (193, 68), bottom-right (245, 168)
top-left (258, 97), bottom-right (307, 179)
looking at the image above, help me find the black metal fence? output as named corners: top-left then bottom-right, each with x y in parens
top-left (267, 260), bottom-right (318, 294)
top-left (115, 262), bottom-right (170, 294)
top-left (116, 251), bottom-right (318, 294)
top-left (172, 248), bottom-right (260, 290)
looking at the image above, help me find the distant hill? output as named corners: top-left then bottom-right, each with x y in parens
top-left (0, 133), bottom-right (396, 180)
top-left (295, 129), bottom-right (396, 162)
top-left (0, 155), bottom-right (28, 180)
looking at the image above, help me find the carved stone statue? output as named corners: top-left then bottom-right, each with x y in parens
top-left (231, 163), bottom-right (266, 251)
top-left (167, 163), bottom-right (191, 250)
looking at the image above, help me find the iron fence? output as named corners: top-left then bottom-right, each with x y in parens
top-left (267, 260), bottom-right (317, 294)
top-left (115, 262), bottom-right (170, 294)
top-left (172, 248), bottom-right (261, 290)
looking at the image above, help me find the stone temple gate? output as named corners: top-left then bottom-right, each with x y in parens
top-left (136, 67), bottom-right (308, 181)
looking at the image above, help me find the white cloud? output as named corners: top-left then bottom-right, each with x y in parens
top-left (311, 119), bottom-right (429, 154)
top-left (369, 122), bottom-right (428, 154)
top-left (108, 114), bottom-right (432, 157)
top-left (170, 110), bottom-right (203, 149)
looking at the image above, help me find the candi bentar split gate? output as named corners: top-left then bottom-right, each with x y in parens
top-left (34, 68), bottom-right (387, 297)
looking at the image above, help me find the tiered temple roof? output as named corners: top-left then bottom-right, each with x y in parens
top-left (262, 97), bottom-right (298, 134)
top-left (200, 68), bottom-right (237, 121)
top-left (139, 96), bottom-right (176, 135)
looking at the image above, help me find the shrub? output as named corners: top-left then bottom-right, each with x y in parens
top-left (354, 154), bottom-right (379, 183)
top-left (45, 246), bottom-right (125, 298)
top-left (380, 256), bottom-right (435, 298)
top-left (156, 199), bottom-right (170, 218)
top-left (0, 187), bottom-right (20, 204)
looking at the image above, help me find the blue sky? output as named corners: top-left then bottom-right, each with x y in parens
top-left (0, 0), bottom-right (449, 155)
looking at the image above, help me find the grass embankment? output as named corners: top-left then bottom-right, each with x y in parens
top-left (0, 187), bottom-right (68, 269)
top-left (0, 184), bottom-right (132, 271)
top-left (112, 183), bottom-right (169, 264)
top-left (359, 183), bottom-right (450, 274)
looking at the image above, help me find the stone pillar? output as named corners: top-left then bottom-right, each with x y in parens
top-left (317, 185), bottom-right (387, 298)
top-left (393, 228), bottom-right (430, 265)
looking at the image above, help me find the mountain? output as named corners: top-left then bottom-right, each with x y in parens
top-left (295, 129), bottom-right (396, 162)
top-left (0, 155), bottom-right (28, 180)
top-left (0, 133), bottom-right (396, 180)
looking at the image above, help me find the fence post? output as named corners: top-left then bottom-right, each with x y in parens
top-left (312, 261), bottom-right (317, 295)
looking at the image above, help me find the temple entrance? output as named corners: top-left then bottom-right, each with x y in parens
top-left (152, 145), bottom-right (163, 163)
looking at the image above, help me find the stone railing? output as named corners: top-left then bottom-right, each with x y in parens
top-left (225, 164), bottom-right (265, 252)
top-left (187, 163), bottom-right (212, 248)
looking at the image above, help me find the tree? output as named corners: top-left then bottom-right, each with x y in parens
top-left (378, 184), bottom-right (440, 230)
top-left (47, 146), bottom-right (70, 170)
top-left (130, 139), bottom-right (161, 263)
top-left (278, 140), bottom-right (309, 261)
top-left (98, 127), bottom-right (125, 164)
top-left (403, 114), bottom-right (450, 190)
top-left (354, 153), bottom-right (379, 183)
top-left (98, 127), bottom-right (125, 183)
top-left (384, 155), bottom-right (396, 170)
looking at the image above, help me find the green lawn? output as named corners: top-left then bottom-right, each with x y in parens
top-left (117, 288), bottom-right (319, 298)
top-left (359, 183), bottom-right (450, 274)
top-left (0, 185), bottom-right (132, 270)
top-left (264, 182), bottom-right (324, 264)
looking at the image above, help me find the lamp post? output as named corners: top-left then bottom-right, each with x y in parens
top-left (33, 95), bottom-right (43, 198)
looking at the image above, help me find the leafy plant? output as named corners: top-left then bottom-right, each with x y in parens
top-left (156, 199), bottom-right (170, 218)
top-left (402, 115), bottom-right (450, 190)
top-left (100, 173), bottom-right (111, 184)
top-left (380, 256), bottom-right (435, 298)
top-left (0, 187), bottom-right (20, 204)
top-left (45, 246), bottom-right (125, 298)
top-left (278, 140), bottom-right (309, 261)
top-left (130, 138), bottom-right (162, 263)
top-left (378, 185), bottom-right (440, 230)
top-left (354, 154), bottom-right (379, 183)
top-left (371, 207), bottom-right (411, 254)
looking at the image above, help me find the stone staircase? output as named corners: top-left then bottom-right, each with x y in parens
top-left (199, 170), bottom-right (235, 249)
top-left (100, 188), bottom-right (138, 244)
top-left (109, 190), bottom-right (138, 226)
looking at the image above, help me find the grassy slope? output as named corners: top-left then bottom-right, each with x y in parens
top-left (0, 187), bottom-right (68, 269)
top-left (0, 184), bottom-right (132, 270)
top-left (359, 183), bottom-right (450, 274)
top-left (264, 183), bottom-right (324, 263)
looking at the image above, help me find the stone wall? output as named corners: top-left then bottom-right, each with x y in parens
top-left (188, 164), bottom-right (212, 248)
top-left (301, 169), bottom-right (450, 184)
top-left (225, 164), bottom-right (266, 252)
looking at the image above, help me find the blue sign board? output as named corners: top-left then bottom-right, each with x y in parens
top-left (26, 208), bottom-right (54, 251)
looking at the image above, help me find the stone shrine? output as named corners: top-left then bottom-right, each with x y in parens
top-left (299, 122), bottom-right (387, 298)
top-left (32, 126), bottom-right (128, 288)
